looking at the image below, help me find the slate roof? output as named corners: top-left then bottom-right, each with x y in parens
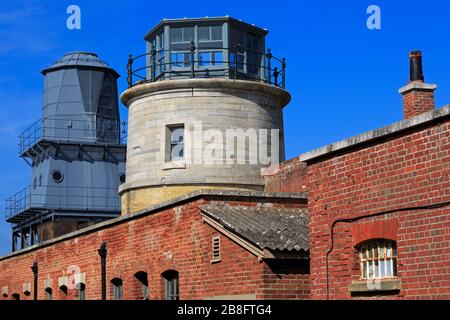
top-left (200, 205), bottom-right (309, 252)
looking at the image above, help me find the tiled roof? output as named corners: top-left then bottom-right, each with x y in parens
top-left (200, 205), bottom-right (308, 252)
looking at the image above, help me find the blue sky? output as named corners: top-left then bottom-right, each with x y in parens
top-left (0, 0), bottom-right (449, 255)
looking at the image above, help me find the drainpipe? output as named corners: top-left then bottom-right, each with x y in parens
top-left (98, 242), bottom-right (107, 300)
top-left (31, 261), bottom-right (38, 300)
top-left (325, 200), bottom-right (450, 300)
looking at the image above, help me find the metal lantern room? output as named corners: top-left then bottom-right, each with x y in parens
top-left (127, 16), bottom-right (286, 88)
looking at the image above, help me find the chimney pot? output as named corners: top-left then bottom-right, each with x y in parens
top-left (399, 50), bottom-right (436, 119)
top-left (409, 50), bottom-right (424, 82)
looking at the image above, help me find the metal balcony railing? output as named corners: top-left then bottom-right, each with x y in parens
top-left (5, 185), bottom-right (121, 221)
top-left (18, 117), bottom-right (127, 154)
top-left (126, 44), bottom-right (286, 89)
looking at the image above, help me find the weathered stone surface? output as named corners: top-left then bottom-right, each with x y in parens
top-left (348, 279), bottom-right (401, 293)
top-left (120, 78), bottom-right (291, 213)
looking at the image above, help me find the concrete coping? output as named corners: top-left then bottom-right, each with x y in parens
top-left (300, 105), bottom-right (450, 163)
top-left (348, 278), bottom-right (401, 293)
top-left (398, 81), bottom-right (437, 94)
top-left (120, 78), bottom-right (291, 107)
top-left (0, 189), bottom-right (307, 261)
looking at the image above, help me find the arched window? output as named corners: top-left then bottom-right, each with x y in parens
top-left (161, 270), bottom-right (179, 300)
top-left (45, 287), bottom-right (52, 300)
top-left (78, 283), bottom-right (86, 300)
top-left (358, 239), bottom-right (397, 280)
top-left (111, 278), bottom-right (123, 300)
top-left (134, 271), bottom-right (149, 300)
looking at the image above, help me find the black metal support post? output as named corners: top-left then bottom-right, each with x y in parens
top-left (266, 49), bottom-right (272, 85)
top-left (151, 45), bottom-right (156, 82)
top-left (233, 43), bottom-right (239, 79)
top-left (12, 232), bottom-right (16, 252)
top-left (127, 54), bottom-right (133, 88)
top-left (190, 42), bottom-right (196, 78)
top-left (273, 67), bottom-right (279, 86)
top-left (20, 227), bottom-right (24, 249)
top-left (31, 261), bottom-right (38, 300)
top-left (281, 58), bottom-right (286, 89)
top-left (98, 242), bottom-right (107, 300)
top-left (30, 225), bottom-right (34, 246)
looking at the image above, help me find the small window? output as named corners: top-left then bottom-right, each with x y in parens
top-left (359, 239), bottom-right (397, 280)
top-left (198, 26), bottom-right (210, 41)
top-left (169, 126), bottom-right (184, 161)
top-left (198, 51), bottom-right (223, 67)
top-left (111, 278), bottom-right (123, 300)
top-left (171, 27), bottom-right (194, 43)
top-left (211, 26), bottom-right (222, 41)
top-left (12, 293), bottom-right (20, 300)
top-left (33, 177), bottom-right (37, 189)
top-left (211, 236), bottom-right (221, 263)
top-left (183, 27), bottom-right (194, 42)
top-left (134, 271), bottom-right (149, 300)
top-left (198, 25), bottom-right (222, 42)
top-left (199, 51), bottom-right (211, 66)
top-left (51, 170), bottom-right (64, 183)
top-left (39, 175), bottom-right (42, 186)
top-left (157, 32), bottom-right (165, 49)
top-left (171, 51), bottom-right (191, 68)
top-left (119, 173), bottom-right (126, 184)
top-left (171, 27), bottom-right (182, 43)
top-left (45, 288), bottom-right (52, 300)
top-left (79, 283), bottom-right (86, 300)
top-left (59, 284), bottom-right (68, 295)
top-left (162, 270), bottom-right (179, 300)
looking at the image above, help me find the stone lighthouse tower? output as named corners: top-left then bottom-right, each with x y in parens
top-left (120, 17), bottom-right (290, 214)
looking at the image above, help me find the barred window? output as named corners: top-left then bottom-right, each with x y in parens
top-left (359, 239), bottom-right (397, 279)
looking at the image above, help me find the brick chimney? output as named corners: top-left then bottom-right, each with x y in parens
top-left (399, 51), bottom-right (437, 119)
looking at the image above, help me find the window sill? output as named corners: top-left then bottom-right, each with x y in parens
top-left (163, 161), bottom-right (186, 170)
top-left (348, 278), bottom-right (401, 293)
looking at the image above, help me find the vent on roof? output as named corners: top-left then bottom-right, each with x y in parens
top-left (211, 236), bottom-right (221, 263)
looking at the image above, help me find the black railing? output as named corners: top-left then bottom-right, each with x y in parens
top-left (126, 43), bottom-right (286, 89)
top-left (5, 185), bottom-right (121, 220)
top-left (18, 117), bottom-right (128, 154)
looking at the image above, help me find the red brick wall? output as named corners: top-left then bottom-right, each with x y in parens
top-left (0, 198), bottom-right (310, 300)
top-left (264, 157), bottom-right (307, 193)
top-left (402, 89), bottom-right (435, 119)
top-left (260, 260), bottom-right (310, 299)
top-left (307, 118), bottom-right (450, 299)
